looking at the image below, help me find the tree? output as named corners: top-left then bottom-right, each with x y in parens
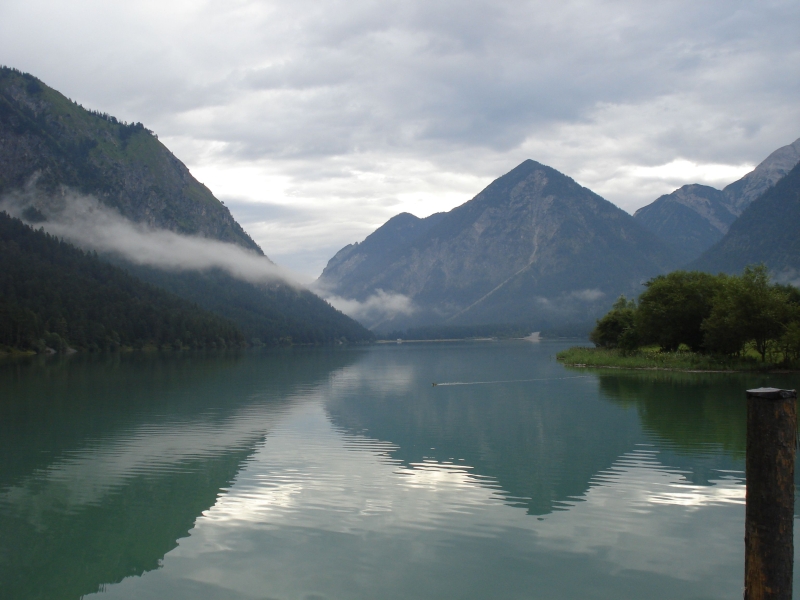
top-left (702, 265), bottom-right (789, 361)
top-left (590, 296), bottom-right (638, 351)
top-left (779, 321), bottom-right (800, 364)
top-left (636, 271), bottom-right (721, 351)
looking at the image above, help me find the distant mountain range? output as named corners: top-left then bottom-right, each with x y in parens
top-left (3, 67), bottom-right (798, 343)
top-left (317, 160), bottom-right (679, 332)
top-left (319, 139), bottom-right (800, 334)
top-left (0, 67), bottom-right (373, 348)
top-left (633, 138), bottom-right (800, 259)
top-left (632, 185), bottom-right (737, 263)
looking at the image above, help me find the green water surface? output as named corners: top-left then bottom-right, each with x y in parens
top-left (1, 341), bottom-right (798, 600)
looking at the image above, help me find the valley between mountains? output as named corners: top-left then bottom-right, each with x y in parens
top-left (318, 138), bottom-right (800, 333)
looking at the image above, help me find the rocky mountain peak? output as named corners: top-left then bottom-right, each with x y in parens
top-left (317, 159), bottom-right (678, 331)
top-left (723, 137), bottom-right (800, 214)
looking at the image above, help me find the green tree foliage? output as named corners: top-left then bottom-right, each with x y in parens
top-left (589, 296), bottom-right (638, 352)
top-left (636, 271), bottom-right (721, 351)
top-left (0, 212), bottom-right (245, 352)
top-left (590, 265), bottom-right (800, 365)
top-left (702, 266), bottom-right (789, 361)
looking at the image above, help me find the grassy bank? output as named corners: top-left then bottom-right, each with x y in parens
top-left (556, 346), bottom-right (790, 372)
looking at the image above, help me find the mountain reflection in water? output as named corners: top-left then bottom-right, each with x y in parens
top-left (1, 342), bottom-right (799, 600)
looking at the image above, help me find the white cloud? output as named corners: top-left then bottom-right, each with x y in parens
top-left (0, 184), bottom-right (296, 286)
top-left (322, 289), bottom-right (416, 329)
top-left (622, 160), bottom-right (753, 183)
top-left (569, 289), bottom-right (606, 302)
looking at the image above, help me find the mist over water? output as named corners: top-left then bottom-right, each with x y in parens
top-left (318, 288), bottom-right (417, 328)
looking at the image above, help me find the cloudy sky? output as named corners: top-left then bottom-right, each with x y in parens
top-left (2, 0), bottom-right (799, 280)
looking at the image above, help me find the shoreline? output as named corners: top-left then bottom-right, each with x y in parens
top-left (557, 346), bottom-right (799, 374)
top-left (561, 363), bottom-right (775, 374)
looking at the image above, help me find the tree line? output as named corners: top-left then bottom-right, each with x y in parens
top-left (591, 266), bottom-right (800, 364)
top-left (0, 212), bottom-right (245, 352)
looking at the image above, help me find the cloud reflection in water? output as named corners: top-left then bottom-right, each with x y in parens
top-left (88, 395), bottom-right (747, 600)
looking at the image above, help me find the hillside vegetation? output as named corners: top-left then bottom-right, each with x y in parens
top-left (0, 212), bottom-right (244, 353)
top-left (125, 264), bottom-right (375, 346)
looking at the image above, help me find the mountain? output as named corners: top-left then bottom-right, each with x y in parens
top-left (723, 137), bottom-right (800, 214)
top-left (317, 160), bottom-right (679, 332)
top-left (0, 67), bottom-right (373, 345)
top-left (691, 161), bottom-right (800, 279)
top-left (124, 264), bottom-right (375, 345)
top-left (633, 137), bottom-right (800, 260)
top-left (0, 67), bottom-right (260, 252)
top-left (0, 212), bottom-right (244, 352)
top-left (632, 184), bottom-right (737, 261)
top-left (319, 211), bottom-right (445, 297)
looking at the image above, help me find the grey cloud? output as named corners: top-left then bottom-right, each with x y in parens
top-left (7, 1), bottom-right (799, 163)
top-left (1, 0), bottom-right (799, 277)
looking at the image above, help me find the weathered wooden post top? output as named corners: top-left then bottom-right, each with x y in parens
top-left (745, 387), bottom-right (797, 600)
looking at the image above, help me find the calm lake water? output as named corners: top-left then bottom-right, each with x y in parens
top-left (2, 341), bottom-right (800, 600)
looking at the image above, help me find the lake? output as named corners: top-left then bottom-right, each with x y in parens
top-left (1, 341), bottom-right (799, 600)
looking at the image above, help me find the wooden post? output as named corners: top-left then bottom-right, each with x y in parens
top-left (745, 387), bottom-right (797, 600)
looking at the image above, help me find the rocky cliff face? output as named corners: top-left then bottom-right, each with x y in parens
top-left (317, 160), bottom-right (679, 331)
top-left (0, 67), bottom-right (261, 253)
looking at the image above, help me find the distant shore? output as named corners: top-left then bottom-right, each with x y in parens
top-left (376, 337), bottom-right (499, 344)
top-left (376, 332), bottom-right (545, 344)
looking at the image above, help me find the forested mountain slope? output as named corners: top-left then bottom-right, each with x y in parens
top-left (0, 212), bottom-right (244, 352)
top-left (0, 67), bottom-right (374, 345)
top-left (0, 67), bottom-right (260, 251)
top-left (126, 265), bottom-right (374, 345)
